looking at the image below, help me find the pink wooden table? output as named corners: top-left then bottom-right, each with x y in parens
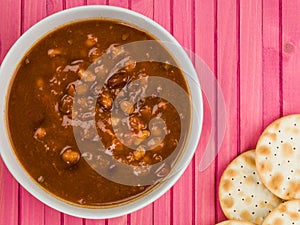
top-left (1, 0), bottom-right (300, 224)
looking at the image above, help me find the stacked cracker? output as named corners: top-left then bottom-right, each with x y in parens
top-left (216, 114), bottom-right (300, 225)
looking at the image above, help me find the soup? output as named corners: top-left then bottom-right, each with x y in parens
top-left (7, 19), bottom-right (191, 206)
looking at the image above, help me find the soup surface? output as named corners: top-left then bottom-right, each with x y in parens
top-left (8, 19), bottom-right (190, 206)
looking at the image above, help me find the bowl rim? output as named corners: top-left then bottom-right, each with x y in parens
top-left (0, 5), bottom-right (203, 219)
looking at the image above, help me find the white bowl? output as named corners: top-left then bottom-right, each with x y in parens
top-left (0, 5), bottom-right (203, 219)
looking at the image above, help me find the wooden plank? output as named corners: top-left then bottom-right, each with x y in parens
top-left (0, 161), bottom-right (19, 225)
top-left (46, 0), bottom-right (64, 14)
top-left (62, 3), bottom-right (85, 225)
top-left (108, 0), bottom-right (128, 8)
top-left (153, 0), bottom-right (171, 33)
top-left (262, 0), bottom-right (281, 127)
top-left (106, 2), bottom-right (130, 225)
top-left (129, 1), bottom-right (154, 225)
top-left (85, 219), bottom-right (106, 225)
top-left (282, 0), bottom-right (300, 115)
top-left (107, 215), bottom-right (127, 225)
top-left (0, 1), bottom-right (21, 225)
top-left (105, 1), bottom-right (131, 224)
top-left (44, 205), bottom-right (62, 225)
top-left (42, 3), bottom-right (65, 225)
top-left (152, 1), bottom-right (172, 225)
top-left (44, 1), bottom-right (65, 223)
top-left (58, 2), bottom-right (85, 225)
top-left (83, 3), bottom-right (106, 225)
top-left (215, 0), bottom-right (238, 222)
top-left (131, 0), bottom-right (153, 17)
top-left (65, 1), bottom-right (107, 224)
top-left (172, 0), bottom-right (194, 224)
top-left (65, 0), bottom-right (86, 8)
top-left (99, 0), bottom-right (130, 225)
top-left (18, 0), bottom-right (48, 224)
top-left (194, 0), bottom-right (216, 224)
top-left (19, 189), bottom-right (44, 225)
top-left (130, 204), bottom-right (153, 225)
top-left (239, 0), bottom-right (263, 150)
top-left (22, 0), bottom-right (46, 33)
top-left (153, 191), bottom-right (171, 225)
top-left (87, 0), bottom-right (107, 4)
top-left (0, 0), bottom-right (22, 62)
top-left (63, 215), bottom-right (83, 225)
top-left (41, 0), bottom-right (66, 223)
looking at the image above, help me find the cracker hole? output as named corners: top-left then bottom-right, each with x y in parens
top-left (274, 153), bottom-right (277, 156)
top-left (293, 147), bottom-right (296, 150)
top-left (278, 163), bottom-right (281, 166)
top-left (241, 165), bottom-right (244, 168)
top-left (268, 142), bottom-right (272, 145)
top-left (294, 123), bottom-right (297, 126)
top-left (240, 182), bottom-right (243, 184)
top-left (251, 195), bottom-right (254, 198)
top-left (276, 146), bottom-right (279, 149)
top-left (243, 175), bottom-right (246, 178)
top-left (242, 198), bottom-right (245, 201)
top-left (290, 137), bottom-right (293, 140)
top-left (288, 177), bottom-right (291, 180)
top-left (291, 170), bottom-right (294, 173)
top-left (257, 182), bottom-right (260, 184)
top-left (255, 205), bottom-right (258, 208)
top-left (252, 212), bottom-right (255, 215)
top-left (281, 140), bottom-right (283, 143)
top-left (238, 189), bottom-right (240, 192)
top-left (278, 130), bottom-right (281, 133)
top-left (234, 210), bottom-right (236, 212)
top-left (252, 172), bottom-right (256, 175)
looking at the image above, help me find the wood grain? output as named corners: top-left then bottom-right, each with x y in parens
top-left (22, 0), bottom-right (46, 32)
top-left (108, 0), bottom-right (128, 8)
top-left (43, 1), bottom-right (65, 224)
top-left (0, 0), bottom-right (21, 62)
top-left (65, 0), bottom-right (86, 8)
top-left (19, 190), bottom-right (44, 225)
top-left (44, 205), bottom-right (62, 225)
top-left (0, 162), bottom-right (19, 225)
top-left (172, 0), bottom-right (194, 224)
top-left (18, 0), bottom-right (47, 224)
top-left (282, 0), bottom-right (300, 115)
top-left (87, 0), bottom-right (106, 4)
top-left (262, 0), bottom-right (281, 127)
top-left (215, 0), bottom-right (238, 222)
top-left (239, 0), bottom-right (263, 150)
top-left (131, 0), bottom-right (153, 17)
top-left (0, 1), bottom-right (21, 225)
top-left (130, 1), bottom-right (154, 224)
top-left (194, 0), bottom-right (216, 224)
top-left (1, 0), bottom-right (298, 224)
top-left (152, 1), bottom-right (172, 224)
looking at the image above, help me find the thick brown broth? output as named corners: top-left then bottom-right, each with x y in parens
top-left (8, 19), bottom-right (191, 206)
